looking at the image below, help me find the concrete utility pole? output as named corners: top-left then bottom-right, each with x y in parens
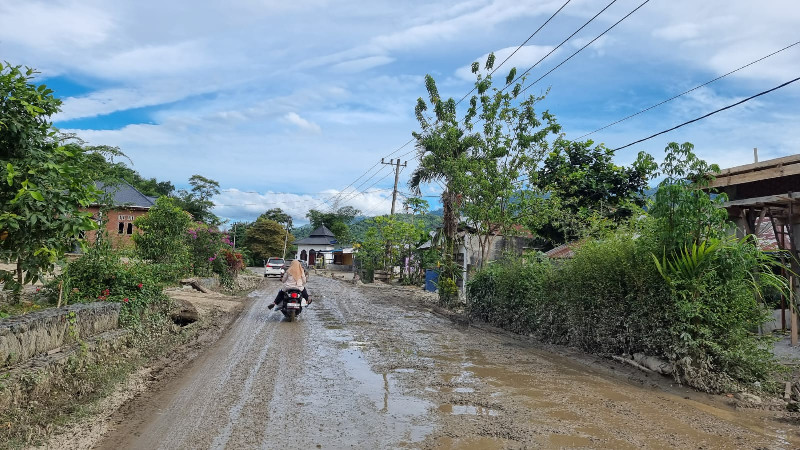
top-left (381, 158), bottom-right (407, 215)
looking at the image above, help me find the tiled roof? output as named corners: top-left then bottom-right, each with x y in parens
top-left (310, 225), bottom-right (336, 237)
top-left (94, 181), bottom-right (156, 209)
top-left (295, 236), bottom-right (336, 245)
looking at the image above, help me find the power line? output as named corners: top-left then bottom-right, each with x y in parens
top-left (612, 75), bottom-right (800, 151)
top-left (575, 39), bottom-right (800, 140)
top-left (516, 0), bottom-right (651, 98)
top-left (323, 2), bottom-right (576, 211)
top-left (327, 164), bottom-right (395, 210)
top-left (505, 0), bottom-right (619, 92)
top-left (320, 138), bottom-right (414, 211)
top-left (455, 0), bottom-right (572, 106)
top-left (214, 188), bottom-right (395, 208)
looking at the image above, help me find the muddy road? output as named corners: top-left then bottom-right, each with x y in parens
top-left (98, 277), bottom-right (799, 449)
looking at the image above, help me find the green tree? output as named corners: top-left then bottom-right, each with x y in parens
top-left (0, 64), bottom-right (100, 296)
top-left (246, 219), bottom-right (294, 263)
top-left (133, 196), bottom-right (192, 269)
top-left (650, 142), bottom-right (728, 250)
top-left (259, 208), bottom-right (292, 225)
top-left (306, 206), bottom-right (359, 244)
top-left (533, 139), bottom-right (657, 244)
top-left (84, 146), bottom-right (175, 197)
top-left (177, 174), bottom-right (220, 224)
top-left (411, 54), bottom-right (563, 271)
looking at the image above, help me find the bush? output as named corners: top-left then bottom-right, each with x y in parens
top-left (53, 244), bottom-right (172, 330)
top-left (467, 219), bottom-right (781, 393)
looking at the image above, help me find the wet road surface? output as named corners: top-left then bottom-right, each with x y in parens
top-left (98, 277), bottom-right (800, 449)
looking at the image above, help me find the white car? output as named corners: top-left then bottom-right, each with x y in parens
top-left (264, 257), bottom-right (285, 278)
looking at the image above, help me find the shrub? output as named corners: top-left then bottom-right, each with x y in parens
top-left (467, 219), bottom-right (782, 393)
top-left (53, 244), bottom-right (172, 331)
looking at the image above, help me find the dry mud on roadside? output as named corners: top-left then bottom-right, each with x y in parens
top-left (94, 277), bottom-right (798, 449)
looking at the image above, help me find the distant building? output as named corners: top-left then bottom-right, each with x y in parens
top-left (294, 225), bottom-right (337, 267)
top-left (82, 181), bottom-right (156, 249)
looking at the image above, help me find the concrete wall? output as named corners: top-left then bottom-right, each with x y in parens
top-left (0, 302), bottom-right (121, 368)
top-left (763, 309), bottom-right (794, 333)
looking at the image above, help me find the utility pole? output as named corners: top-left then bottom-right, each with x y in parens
top-left (381, 158), bottom-right (407, 215)
top-left (282, 217), bottom-right (292, 259)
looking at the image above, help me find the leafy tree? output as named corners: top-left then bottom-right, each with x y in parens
top-left (84, 147), bottom-right (175, 197)
top-left (133, 197), bottom-right (192, 271)
top-left (356, 215), bottom-right (426, 281)
top-left (0, 64), bottom-right (100, 296)
top-left (245, 218), bottom-right (294, 263)
top-left (176, 174), bottom-right (220, 224)
top-left (259, 208), bottom-right (292, 226)
top-left (409, 74), bottom-right (476, 266)
top-left (412, 54), bottom-right (563, 272)
top-left (306, 206), bottom-right (359, 244)
top-left (650, 142), bottom-right (728, 250)
top-left (533, 139), bottom-right (657, 244)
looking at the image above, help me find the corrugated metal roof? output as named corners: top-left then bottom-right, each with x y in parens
top-left (94, 181), bottom-right (156, 208)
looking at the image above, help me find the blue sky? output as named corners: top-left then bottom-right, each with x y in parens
top-left (1, 0), bottom-right (798, 224)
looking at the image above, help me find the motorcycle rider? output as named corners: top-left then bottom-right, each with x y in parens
top-left (269, 259), bottom-right (310, 310)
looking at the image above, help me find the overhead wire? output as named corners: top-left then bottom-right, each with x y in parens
top-left (573, 39), bottom-right (800, 140)
top-left (503, 0), bottom-right (619, 93)
top-left (612, 75), bottom-right (800, 151)
top-left (515, 0), bottom-right (651, 98)
top-left (321, 1), bottom-right (576, 212)
top-left (455, 0), bottom-right (573, 106)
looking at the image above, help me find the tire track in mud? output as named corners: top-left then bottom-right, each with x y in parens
top-left (98, 276), bottom-right (800, 449)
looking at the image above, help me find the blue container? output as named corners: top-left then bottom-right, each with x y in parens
top-left (425, 269), bottom-right (439, 292)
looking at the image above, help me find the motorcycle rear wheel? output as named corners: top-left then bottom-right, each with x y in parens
top-left (288, 309), bottom-right (296, 322)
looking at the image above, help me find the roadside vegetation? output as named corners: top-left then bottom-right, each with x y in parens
top-left (0, 62), bottom-right (254, 447)
top-left (396, 55), bottom-right (794, 394)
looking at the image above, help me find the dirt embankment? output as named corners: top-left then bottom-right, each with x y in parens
top-left (26, 278), bottom-right (260, 450)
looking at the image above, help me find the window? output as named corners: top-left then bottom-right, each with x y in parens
top-left (127, 223), bottom-right (133, 235)
top-left (118, 222), bottom-right (124, 234)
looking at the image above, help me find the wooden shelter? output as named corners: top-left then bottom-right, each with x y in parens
top-left (710, 154), bottom-right (800, 345)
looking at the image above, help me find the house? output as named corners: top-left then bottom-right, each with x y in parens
top-left (705, 154), bottom-right (800, 343)
top-left (82, 181), bottom-right (156, 248)
top-left (294, 225), bottom-right (337, 267)
top-left (420, 226), bottom-right (537, 294)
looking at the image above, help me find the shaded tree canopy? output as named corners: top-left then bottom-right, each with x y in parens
top-left (245, 218), bottom-right (293, 262)
top-left (306, 206), bottom-right (360, 244)
top-left (0, 64), bottom-right (101, 293)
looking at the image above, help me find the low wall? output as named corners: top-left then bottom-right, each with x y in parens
top-left (0, 302), bottom-right (121, 368)
top-left (763, 309), bottom-right (795, 333)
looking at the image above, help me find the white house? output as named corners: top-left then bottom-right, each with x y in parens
top-left (294, 225), bottom-right (336, 267)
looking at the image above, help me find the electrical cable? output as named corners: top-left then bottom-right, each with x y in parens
top-left (612, 75), bottom-right (800, 151)
top-left (504, 0), bottom-right (619, 92)
top-left (516, 0), bottom-right (651, 98)
top-left (323, 1), bottom-right (576, 212)
top-left (455, 0), bottom-right (572, 106)
top-left (574, 39), bottom-right (800, 140)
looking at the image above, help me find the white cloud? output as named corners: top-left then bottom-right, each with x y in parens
top-left (284, 112), bottom-right (322, 133)
top-left (212, 187), bottom-right (394, 223)
top-left (455, 45), bottom-right (557, 81)
top-left (652, 22), bottom-right (702, 42)
top-left (0, 1), bottom-right (113, 50)
top-left (331, 56), bottom-right (395, 73)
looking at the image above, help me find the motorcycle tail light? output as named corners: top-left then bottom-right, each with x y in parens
top-left (291, 292), bottom-right (299, 298)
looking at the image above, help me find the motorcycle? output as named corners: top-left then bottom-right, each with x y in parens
top-left (276, 288), bottom-right (309, 322)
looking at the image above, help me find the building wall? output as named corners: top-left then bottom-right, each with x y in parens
top-left (296, 244), bottom-right (335, 266)
top-left (83, 206), bottom-right (149, 249)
